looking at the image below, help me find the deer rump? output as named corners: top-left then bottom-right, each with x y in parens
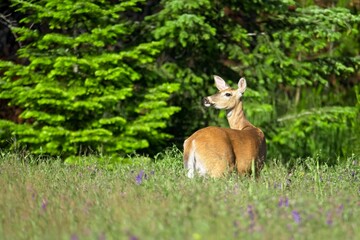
top-left (183, 126), bottom-right (266, 178)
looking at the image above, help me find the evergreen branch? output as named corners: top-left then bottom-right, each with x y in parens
top-left (0, 13), bottom-right (22, 48)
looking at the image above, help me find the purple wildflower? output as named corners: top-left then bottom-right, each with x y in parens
top-left (247, 205), bottom-right (255, 231)
top-left (129, 236), bottom-right (138, 240)
top-left (135, 170), bottom-right (147, 185)
top-left (336, 204), bottom-right (344, 216)
top-left (326, 212), bottom-right (333, 226)
top-left (278, 197), bottom-right (289, 207)
top-left (292, 210), bottom-right (301, 224)
top-left (27, 185), bottom-right (37, 201)
top-left (41, 198), bottom-right (48, 211)
top-left (71, 234), bottom-right (79, 240)
top-left (278, 198), bottom-right (283, 207)
top-left (247, 205), bottom-right (255, 221)
top-left (98, 232), bottom-right (106, 240)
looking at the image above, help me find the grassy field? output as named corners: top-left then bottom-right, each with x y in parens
top-left (0, 149), bottom-right (359, 240)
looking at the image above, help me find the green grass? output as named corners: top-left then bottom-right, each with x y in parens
top-left (0, 149), bottom-right (359, 240)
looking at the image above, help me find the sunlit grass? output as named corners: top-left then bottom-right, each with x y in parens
top-left (0, 150), bottom-right (359, 240)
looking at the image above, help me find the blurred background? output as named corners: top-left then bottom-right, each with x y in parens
top-left (0, 0), bottom-right (359, 164)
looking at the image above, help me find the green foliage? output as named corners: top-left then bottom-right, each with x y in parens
top-left (146, 0), bottom-right (277, 139)
top-left (273, 105), bottom-right (359, 159)
top-left (151, 1), bottom-right (216, 47)
top-left (0, 0), bottom-right (359, 162)
top-left (255, 6), bottom-right (360, 159)
top-left (261, 7), bottom-right (360, 86)
top-left (0, 0), bottom-right (180, 160)
top-left (146, 0), bottom-right (360, 160)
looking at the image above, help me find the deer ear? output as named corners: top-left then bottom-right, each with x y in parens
top-left (214, 75), bottom-right (230, 91)
top-left (238, 77), bottom-right (247, 93)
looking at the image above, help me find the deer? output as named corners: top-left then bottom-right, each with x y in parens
top-left (183, 75), bottom-right (266, 178)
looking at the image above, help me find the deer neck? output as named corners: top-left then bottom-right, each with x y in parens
top-left (226, 101), bottom-right (252, 130)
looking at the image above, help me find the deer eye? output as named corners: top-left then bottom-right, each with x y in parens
top-left (225, 93), bottom-right (232, 97)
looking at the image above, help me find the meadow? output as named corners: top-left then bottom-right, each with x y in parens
top-left (0, 149), bottom-right (359, 240)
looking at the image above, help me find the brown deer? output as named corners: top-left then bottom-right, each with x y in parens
top-left (183, 75), bottom-right (266, 178)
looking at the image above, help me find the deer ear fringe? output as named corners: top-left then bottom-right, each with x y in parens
top-left (214, 75), bottom-right (230, 91)
top-left (238, 77), bottom-right (247, 93)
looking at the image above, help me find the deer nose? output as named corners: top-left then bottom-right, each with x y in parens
top-left (203, 97), bottom-right (212, 107)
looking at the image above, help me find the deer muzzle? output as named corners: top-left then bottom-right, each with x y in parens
top-left (203, 97), bottom-right (213, 107)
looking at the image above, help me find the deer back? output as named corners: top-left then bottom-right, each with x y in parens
top-left (183, 125), bottom-right (266, 177)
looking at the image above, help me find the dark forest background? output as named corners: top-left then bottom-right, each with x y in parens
top-left (0, 0), bottom-right (359, 164)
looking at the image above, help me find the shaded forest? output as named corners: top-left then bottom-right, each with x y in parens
top-left (0, 0), bottom-right (359, 164)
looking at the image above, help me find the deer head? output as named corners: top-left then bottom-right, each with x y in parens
top-left (203, 75), bottom-right (247, 110)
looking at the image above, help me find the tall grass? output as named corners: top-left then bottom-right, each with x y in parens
top-left (0, 149), bottom-right (359, 240)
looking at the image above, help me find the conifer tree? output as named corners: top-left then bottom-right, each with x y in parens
top-left (0, 0), bottom-right (180, 161)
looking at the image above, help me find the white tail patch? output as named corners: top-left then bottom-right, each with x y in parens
top-left (185, 140), bottom-right (207, 178)
top-left (185, 142), bottom-right (195, 178)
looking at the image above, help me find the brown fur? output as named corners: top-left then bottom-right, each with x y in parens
top-left (183, 76), bottom-right (266, 178)
top-left (184, 126), bottom-right (266, 177)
